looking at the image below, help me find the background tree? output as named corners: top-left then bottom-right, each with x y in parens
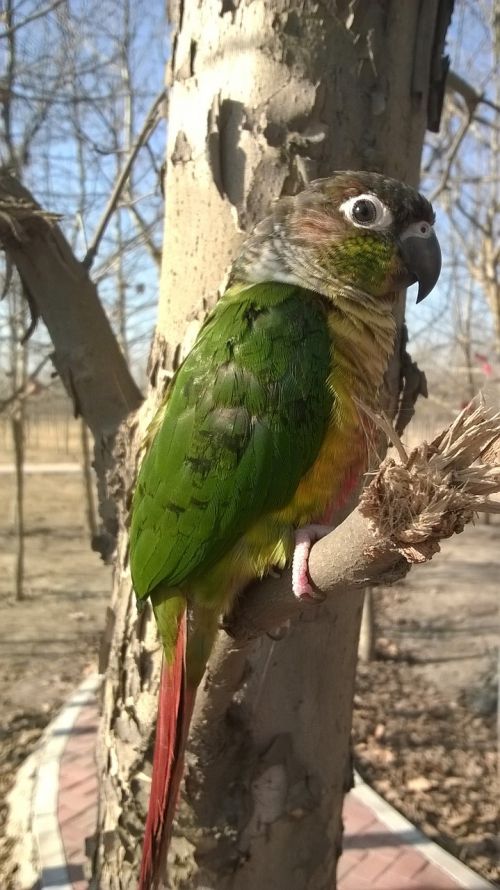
top-left (417, 0), bottom-right (500, 404)
top-left (0, 0), bottom-right (166, 555)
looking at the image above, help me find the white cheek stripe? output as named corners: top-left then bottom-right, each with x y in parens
top-left (339, 193), bottom-right (394, 230)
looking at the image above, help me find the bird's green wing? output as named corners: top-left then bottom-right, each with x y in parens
top-left (130, 281), bottom-right (332, 599)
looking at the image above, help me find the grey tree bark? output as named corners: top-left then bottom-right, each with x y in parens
top-left (90, 3), bottom-right (454, 889)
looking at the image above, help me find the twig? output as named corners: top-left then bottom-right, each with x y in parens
top-left (0, 353), bottom-right (51, 414)
top-left (127, 202), bottom-right (162, 268)
top-left (446, 69), bottom-right (500, 115)
top-left (83, 89), bottom-right (167, 270)
top-left (0, 0), bottom-right (65, 39)
top-left (429, 109), bottom-right (474, 203)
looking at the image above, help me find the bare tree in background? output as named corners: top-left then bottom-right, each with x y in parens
top-left (423, 0), bottom-right (500, 380)
top-left (0, 0), bottom-right (166, 377)
top-left (0, 0), bottom-right (166, 551)
top-left (0, 0), bottom-right (63, 599)
top-left (63, 0), bottom-right (165, 541)
top-left (6, 285), bottom-right (28, 601)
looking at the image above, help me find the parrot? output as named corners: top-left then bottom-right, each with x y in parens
top-left (129, 170), bottom-right (441, 888)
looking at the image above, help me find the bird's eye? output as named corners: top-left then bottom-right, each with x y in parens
top-left (352, 199), bottom-right (377, 224)
top-left (339, 193), bottom-right (393, 230)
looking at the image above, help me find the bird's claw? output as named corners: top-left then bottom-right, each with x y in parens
top-left (292, 524), bottom-right (332, 602)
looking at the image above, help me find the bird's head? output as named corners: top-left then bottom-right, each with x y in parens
top-left (236, 171), bottom-right (441, 304)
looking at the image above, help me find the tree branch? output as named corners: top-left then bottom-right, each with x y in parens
top-left (428, 109), bottom-right (474, 203)
top-left (0, 0), bottom-right (65, 39)
top-left (0, 171), bottom-right (143, 556)
top-left (0, 352), bottom-right (51, 415)
top-left (446, 69), bottom-right (500, 115)
top-left (126, 201), bottom-right (162, 268)
top-left (225, 402), bottom-right (500, 642)
top-left (83, 89), bottom-right (167, 270)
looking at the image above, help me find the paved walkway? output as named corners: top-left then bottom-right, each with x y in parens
top-left (30, 677), bottom-right (495, 890)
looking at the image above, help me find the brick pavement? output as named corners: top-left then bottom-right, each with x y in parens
top-left (50, 683), bottom-right (494, 890)
top-left (340, 796), bottom-right (470, 889)
top-left (58, 701), bottom-right (99, 890)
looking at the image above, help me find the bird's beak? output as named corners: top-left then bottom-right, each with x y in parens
top-left (399, 222), bottom-right (441, 303)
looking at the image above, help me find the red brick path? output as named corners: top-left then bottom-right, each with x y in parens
top-left (57, 699), bottom-right (99, 890)
top-left (340, 797), bottom-right (465, 889)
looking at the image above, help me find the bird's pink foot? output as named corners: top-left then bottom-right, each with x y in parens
top-left (292, 524), bottom-right (332, 601)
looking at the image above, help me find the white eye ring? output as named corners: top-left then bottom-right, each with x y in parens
top-left (339, 193), bottom-right (393, 230)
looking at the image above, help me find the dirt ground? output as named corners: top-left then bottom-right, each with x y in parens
top-left (352, 520), bottom-right (499, 885)
top-left (0, 460), bottom-right (498, 885)
top-left (0, 467), bottom-right (110, 882)
top-left (0, 469), bottom-right (110, 716)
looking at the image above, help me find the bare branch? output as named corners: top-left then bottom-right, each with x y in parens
top-left (126, 201), bottom-right (162, 268)
top-left (83, 89), bottom-right (167, 270)
top-left (226, 402), bottom-right (500, 641)
top-left (428, 109), bottom-right (474, 203)
top-left (2, 0), bottom-right (17, 169)
top-left (446, 68), bottom-right (500, 115)
top-left (452, 198), bottom-right (490, 237)
top-left (0, 0), bottom-right (66, 39)
top-left (0, 352), bottom-right (51, 414)
top-left (185, 402), bottom-right (500, 830)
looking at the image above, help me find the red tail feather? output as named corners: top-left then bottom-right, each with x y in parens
top-left (139, 611), bottom-right (196, 889)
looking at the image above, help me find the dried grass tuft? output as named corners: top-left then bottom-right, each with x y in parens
top-left (360, 401), bottom-right (500, 563)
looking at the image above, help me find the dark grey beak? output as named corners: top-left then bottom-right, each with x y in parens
top-left (399, 223), bottom-right (441, 303)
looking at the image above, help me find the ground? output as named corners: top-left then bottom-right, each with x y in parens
top-left (0, 455), bottom-right (498, 885)
top-left (0, 466), bottom-right (110, 884)
top-left (352, 519), bottom-right (499, 885)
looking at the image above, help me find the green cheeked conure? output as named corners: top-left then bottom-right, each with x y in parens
top-left (129, 170), bottom-right (441, 888)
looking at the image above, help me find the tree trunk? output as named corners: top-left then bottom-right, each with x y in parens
top-left (12, 413), bottom-right (25, 602)
top-left (8, 286), bottom-right (28, 603)
top-left (80, 419), bottom-right (100, 544)
top-left (92, 2), bottom-right (453, 888)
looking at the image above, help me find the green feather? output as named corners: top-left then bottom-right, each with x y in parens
top-left (129, 281), bottom-right (332, 600)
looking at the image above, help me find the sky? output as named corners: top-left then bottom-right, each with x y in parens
top-left (0, 0), bottom-right (167, 383)
top-left (409, 0), bottom-right (498, 378)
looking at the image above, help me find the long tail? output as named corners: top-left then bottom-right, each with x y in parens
top-left (138, 609), bottom-right (196, 890)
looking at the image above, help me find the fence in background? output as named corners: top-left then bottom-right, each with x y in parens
top-left (0, 390), bottom-right (82, 463)
top-left (0, 397), bottom-right (455, 466)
